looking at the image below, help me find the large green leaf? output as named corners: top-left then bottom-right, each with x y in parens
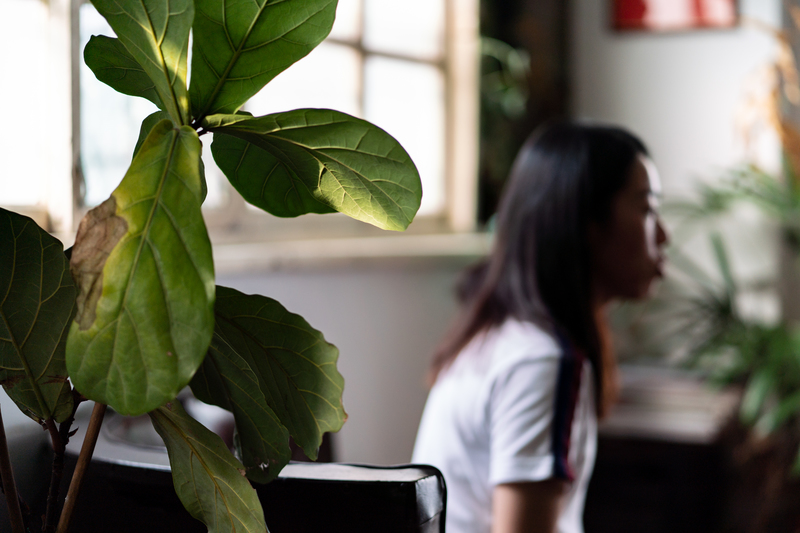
top-left (149, 401), bottom-right (267, 533)
top-left (190, 307), bottom-right (292, 483)
top-left (134, 111), bottom-right (208, 203)
top-left (189, 0), bottom-right (337, 121)
top-left (66, 120), bottom-right (215, 416)
top-left (90, 0), bottom-right (193, 124)
top-left (133, 111), bottom-right (172, 158)
top-left (84, 35), bottom-right (164, 110)
top-left (195, 286), bottom-right (345, 463)
top-left (0, 210), bottom-right (75, 423)
top-left (206, 110), bottom-right (422, 230)
top-left (210, 133), bottom-right (334, 217)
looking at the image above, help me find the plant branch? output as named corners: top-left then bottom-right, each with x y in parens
top-left (58, 391), bottom-right (86, 449)
top-left (0, 407), bottom-right (25, 533)
top-left (41, 391), bottom-right (86, 533)
top-left (43, 418), bottom-right (65, 533)
top-left (56, 402), bottom-right (107, 533)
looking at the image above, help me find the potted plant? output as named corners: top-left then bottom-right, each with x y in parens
top-left (0, 0), bottom-right (422, 531)
top-left (641, 172), bottom-right (800, 532)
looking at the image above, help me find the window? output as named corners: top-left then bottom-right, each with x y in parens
top-left (1, 0), bottom-right (479, 241)
top-left (0, 0), bottom-right (73, 234)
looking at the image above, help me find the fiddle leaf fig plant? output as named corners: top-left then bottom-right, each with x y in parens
top-left (0, 0), bottom-right (421, 531)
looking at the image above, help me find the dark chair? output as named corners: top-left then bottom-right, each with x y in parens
top-left (258, 463), bottom-right (446, 533)
top-left (64, 455), bottom-right (446, 532)
top-left (60, 412), bottom-right (447, 532)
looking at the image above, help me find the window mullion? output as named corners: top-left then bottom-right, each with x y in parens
top-left (357, 0), bottom-right (365, 117)
top-left (46, 0), bottom-right (77, 235)
top-left (445, 0), bottom-right (479, 233)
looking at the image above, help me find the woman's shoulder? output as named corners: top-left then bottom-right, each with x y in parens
top-left (475, 318), bottom-right (563, 375)
top-left (494, 318), bottom-right (561, 355)
top-left (442, 318), bottom-right (562, 381)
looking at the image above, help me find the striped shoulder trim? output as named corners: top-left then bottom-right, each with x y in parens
top-left (550, 334), bottom-right (585, 481)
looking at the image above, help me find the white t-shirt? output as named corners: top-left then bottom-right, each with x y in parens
top-left (412, 318), bottom-right (597, 533)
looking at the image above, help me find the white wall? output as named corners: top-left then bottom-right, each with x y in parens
top-left (570, 0), bottom-right (781, 196)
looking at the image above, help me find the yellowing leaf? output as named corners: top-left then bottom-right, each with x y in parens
top-left (67, 120), bottom-right (215, 416)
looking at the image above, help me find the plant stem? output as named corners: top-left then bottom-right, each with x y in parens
top-left (43, 418), bottom-right (65, 533)
top-left (0, 408), bottom-right (25, 533)
top-left (55, 403), bottom-right (106, 533)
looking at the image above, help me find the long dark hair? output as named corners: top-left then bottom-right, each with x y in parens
top-left (430, 121), bottom-right (648, 416)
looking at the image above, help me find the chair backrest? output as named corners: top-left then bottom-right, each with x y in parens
top-left (63, 412), bottom-right (447, 532)
top-left (260, 462), bottom-right (447, 533)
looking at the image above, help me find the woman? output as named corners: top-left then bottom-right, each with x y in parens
top-left (412, 122), bottom-right (669, 533)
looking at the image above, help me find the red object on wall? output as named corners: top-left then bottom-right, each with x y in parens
top-left (614, 0), bottom-right (648, 30)
top-left (612, 0), bottom-right (738, 32)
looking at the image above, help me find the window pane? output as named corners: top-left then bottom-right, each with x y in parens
top-left (363, 0), bottom-right (445, 61)
top-left (329, 0), bottom-right (361, 41)
top-left (188, 135), bottom-right (229, 210)
top-left (364, 57), bottom-right (445, 216)
top-left (247, 43), bottom-right (361, 117)
top-left (80, 5), bottom-right (156, 206)
top-left (0, 0), bottom-right (49, 206)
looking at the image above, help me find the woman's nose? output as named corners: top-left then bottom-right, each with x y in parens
top-left (656, 217), bottom-right (669, 247)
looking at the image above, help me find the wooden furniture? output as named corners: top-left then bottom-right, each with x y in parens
top-left (584, 366), bottom-right (741, 533)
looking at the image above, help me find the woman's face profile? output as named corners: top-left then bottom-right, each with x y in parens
top-left (589, 154), bottom-right (669, 303)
